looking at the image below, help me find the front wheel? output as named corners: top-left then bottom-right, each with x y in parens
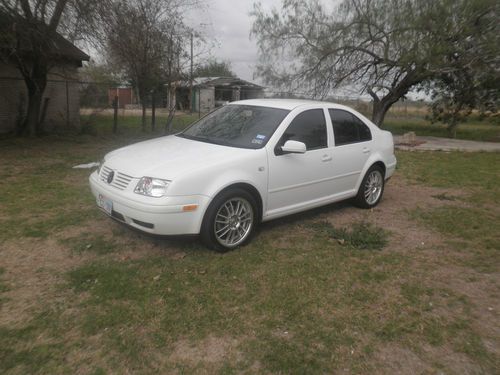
top-left (354, 166), bottom-right (385, 209)
top-left (200, 188), bottom-right (257, 252)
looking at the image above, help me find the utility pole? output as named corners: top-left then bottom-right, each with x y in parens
top-left (189, 31), bottom-right (193, 113)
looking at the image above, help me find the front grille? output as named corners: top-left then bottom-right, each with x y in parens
top-left (100, 166), bottom-right (134, 190)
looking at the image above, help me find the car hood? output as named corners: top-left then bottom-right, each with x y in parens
top-left (104, 135), bottom-right (257, 179)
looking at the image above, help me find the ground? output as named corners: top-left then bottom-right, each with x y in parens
top-left (0, 117), bottom-right (499, 374)
top-left (394, 135), bottom-right (500, 152)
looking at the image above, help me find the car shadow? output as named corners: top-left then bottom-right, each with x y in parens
top-left (109, 199), bottom-right (356, 253)
top-left (258, 199), bottom-right (353, 232)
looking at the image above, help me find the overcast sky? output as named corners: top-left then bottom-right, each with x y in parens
top-left (186, 0), bottom-right (283, 84)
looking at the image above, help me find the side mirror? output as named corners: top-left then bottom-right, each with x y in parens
top-left (281, 140), bottom-right (306, 154)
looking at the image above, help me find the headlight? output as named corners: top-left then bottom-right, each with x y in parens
top-left (134, 177), bottom-right (170, 197)
top-left (96, 159), bottom-right (105, 175)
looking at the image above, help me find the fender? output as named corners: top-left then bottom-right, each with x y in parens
top-left (354, 152), bottom-right (387, 192)
top-left (169, 160), bottom-right (268, 224)
top-left (207, 178), bottom-right (265, 218)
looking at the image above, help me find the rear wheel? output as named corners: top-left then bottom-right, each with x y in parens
top-left (200, 188), bottom-right (257, 252)
top-left (354, 165), bottom-right (385, 208)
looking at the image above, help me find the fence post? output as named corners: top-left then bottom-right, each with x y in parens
top-left (198, 87), bottom-right (201, 119)
top-left (113, 95), bottom-right (118, 134)
top-left (66, 80), bottom-right (70, 127)
top-left (151, 91), bottom-right (156, 131)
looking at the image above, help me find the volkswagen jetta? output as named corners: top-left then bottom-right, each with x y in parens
top-left (89, 99), bottom-right (396, 251)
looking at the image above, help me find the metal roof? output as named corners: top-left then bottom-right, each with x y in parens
top-left (179, 76), bottom-right (264, 89)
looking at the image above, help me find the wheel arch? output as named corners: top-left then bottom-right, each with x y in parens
top-left (207, 182), bottom-right (264, 222)
top-left (355, 158), bottom-right (387, 192)
top-left (371, 160), bottom-right (386, 177)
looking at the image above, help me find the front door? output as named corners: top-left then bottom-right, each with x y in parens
top-left (266, 108), bottom-right (334, 217)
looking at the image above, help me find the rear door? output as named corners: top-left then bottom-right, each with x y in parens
top-left (327, 109), bottom-right (373, 194)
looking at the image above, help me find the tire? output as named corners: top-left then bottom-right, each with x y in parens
top-left (354, 165), bottom-right (385, 209)
top-left (200, 188), bottom-right (258, 252)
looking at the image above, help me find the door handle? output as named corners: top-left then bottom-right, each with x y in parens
top-left (362, 147), bottom-right (371, 154)
top-left (322, 155), bottom-right (332, 162)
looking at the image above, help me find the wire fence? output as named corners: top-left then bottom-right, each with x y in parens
top-left (0, 76), bottom-right (429, 136)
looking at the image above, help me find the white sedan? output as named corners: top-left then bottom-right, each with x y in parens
top-left (89, 99), bottom-right (396, 251)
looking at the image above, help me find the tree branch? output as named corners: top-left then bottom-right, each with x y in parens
top-left (48, 0), bottom-right (68, 31)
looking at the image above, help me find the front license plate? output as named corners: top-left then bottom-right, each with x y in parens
top-left (97, 194), bottom-right (113, 215)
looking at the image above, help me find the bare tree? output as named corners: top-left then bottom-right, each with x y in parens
top-left (252, 0), bottom-right (498, 126)
top-left (194, 58), bottom-right (235, 78)
top-left (0, 0), bottom-right (96, 136)
top-left (100, 0), bottom-right (196, 132)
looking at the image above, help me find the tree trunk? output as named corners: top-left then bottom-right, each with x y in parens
top-left (25, 84), bottom-right (48, 137)
top-left (371, 100), bottom-right (390, 127)
top-left (20, 61), bottom-right (48, 137)
top-left (165, 83), bottom-right (176, 134)
top-left (371, 93), bottom-right (404, 127)
top-left (447, 119), bottom-right (458, 138)
top-left (151, 91), bottom-right (156, 131)
top-left (141, 101), bottom-right (147, 132)
top-left (446, 103), bottom-right (463, 138)
top-left (165, 108), bottom-right (176, 134)
top-left (25, 90), bottom-right (43, 137)
top-left (368, 72), bottom-right (419, 127)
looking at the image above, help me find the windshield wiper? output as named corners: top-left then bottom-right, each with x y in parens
top-left (176, 133), bottom-right (234, 147)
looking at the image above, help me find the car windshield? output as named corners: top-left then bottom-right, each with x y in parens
top-left (178, 104), bottom-right (289, 149)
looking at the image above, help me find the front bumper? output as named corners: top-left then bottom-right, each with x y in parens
top-left (89, 171), bottom-right (210, 235)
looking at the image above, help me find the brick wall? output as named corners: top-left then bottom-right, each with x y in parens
top-left (0, 61), bottom-right (82, 134)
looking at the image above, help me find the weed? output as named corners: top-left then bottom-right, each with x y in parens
top-left (309, 221), bottom-right (389, 250)
top-left (432, 193), bottom-right (458, 201)
top-left (61, 233), bottom-right (119, 255)
top-left (0, 268), bottom-right (8, 306)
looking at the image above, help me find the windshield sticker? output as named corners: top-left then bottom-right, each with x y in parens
top-left (251, 138), bottom-right (263, 145)
top-left (256, 134), bottom-right (266, 140)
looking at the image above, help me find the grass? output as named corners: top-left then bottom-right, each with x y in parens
top-left (396, 151), bottom-right (500, 204)
top-left (61, 240), bottom-right (413, 372)
top-left (397, 150), bottom-right (500, 274)
top-left (80, 111), bottom-right (200, 137)
top-left (0, 116), bottom-right (499, 373)
top-left (61, 233), bottom-right (120, 255)
top-left (383, 115), bottom-right (500, 142)
top-left (410, 206), bottom-right (500, 273)
top-left (0, 268), bottom-right (8, 307)
top-left (307, 221), bottom-right (389, 250)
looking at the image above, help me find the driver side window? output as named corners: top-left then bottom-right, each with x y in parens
top-left (277, 109), bottom-right (327, 153)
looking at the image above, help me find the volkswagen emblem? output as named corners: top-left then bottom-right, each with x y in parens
top-left (107, 171), bottom-right (115, 184)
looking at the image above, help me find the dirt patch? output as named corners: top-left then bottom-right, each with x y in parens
top-left (294, 177), bottom-right (464, 254)
top-left (0, 237), bottom-right (87, 326)
top-left (429, 264), bottom-right (500, 357)
top-left (168, 335), bottom-right (243, 371)
top-left (374, 344), bottom-right (432, 374)
top-left (374, 343), bottom-right (484, 375)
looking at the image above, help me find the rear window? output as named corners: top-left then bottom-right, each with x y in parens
top-left (329, 109), bottom-right (372, 146)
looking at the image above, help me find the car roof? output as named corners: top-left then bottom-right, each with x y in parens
top-left (229, 98), bottom-right (341, 110)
